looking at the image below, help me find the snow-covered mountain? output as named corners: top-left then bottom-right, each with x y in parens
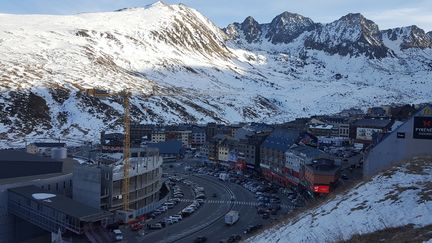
top-left (382, 25), bottom-right (432, 51)
top-left (0, 1), bottom-right (431, 145)
top-left (250, 158), bottom-right (432, 243)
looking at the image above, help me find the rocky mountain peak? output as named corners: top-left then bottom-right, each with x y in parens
top-left (224, 23), bottom-right (240, 40)
top-left (382, 25), bottom-right (432, 49)
top-left (382, 25), bottom-right (432, 50)
top-left (266, 11), bottom-right (316, 44)
top-left (240, 16), bottom-right (262, 43)
top-left (335, 13), bottom-right (381, 38)
top-left (242, 16), bottom-right (259, 26)
top-left (338, 13), bottom-right (367, 23)
top-left (428, 31), bottom-right (432, 39)
top-left (1, 4), bottom-right (432, 142)
top-left (304, 13), bottom-right (389, 58)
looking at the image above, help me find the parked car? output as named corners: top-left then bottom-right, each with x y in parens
top-left (169, 216), bottom-right (179, 223)
top-left (171, 214), bottom-right (183, 221)
top-left (147, 223), bottom-right (163, 230)
top-left (113, 229), bottom-right (123, 241)
top-left (181, 207), bottom-right (194, 216)
top-left (228, 234), bottom-right (241, 243)
top-left (164, 202), bottom-right (175, 208)
top-left (130, 223), bottom-right (143, 231)
top-left (244, 223), bottom-right (263, 234)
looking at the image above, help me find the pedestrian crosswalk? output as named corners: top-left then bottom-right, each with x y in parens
top-left (177, 198), bottom-right (291, 208)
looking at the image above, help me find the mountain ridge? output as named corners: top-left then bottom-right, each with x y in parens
top-left (225, 12), bottom-right (432, 58)
top-left (0, 3), bottom-right (431, 145)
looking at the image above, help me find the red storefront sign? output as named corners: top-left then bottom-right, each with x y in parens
top-left (313, 185), bottom-right (330, 193)
top-left (235, 160), bottom-right (246, 170)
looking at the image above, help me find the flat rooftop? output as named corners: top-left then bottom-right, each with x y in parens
top-left (306, 164), bottom-right (340, 176)
top-left (0, 150), bottom-right (60, 163)
top-left (353, 119), bottom-right (393, 128)
top-left (9, 185), bottom-right (111, 221)
top-left (0, 157), bottom-right (78, 185)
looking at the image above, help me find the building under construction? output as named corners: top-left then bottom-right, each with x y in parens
top-left (72, 147), bottom-right (164, 222)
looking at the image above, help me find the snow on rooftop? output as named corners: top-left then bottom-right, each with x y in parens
top-left (32, 193), bottom-right (56, 200)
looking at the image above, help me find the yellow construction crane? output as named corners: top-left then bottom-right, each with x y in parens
top-left (85, 88), bottom-right (131, 211)
top-left (121, 90), bottom-right (131, 211)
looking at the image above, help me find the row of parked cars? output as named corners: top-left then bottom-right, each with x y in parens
top-left (145, 175), bottom-right (207, 231)
top-left (149, 198), bottom-right (180, 219)
top-left (147, 198), bottom-right (204, 231)
top-left (219, 234), bottom-right (242, 243)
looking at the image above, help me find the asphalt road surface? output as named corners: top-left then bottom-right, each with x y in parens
top-left (177, 175), bottom-right (263, 243)
top-left (131, 174), bottom-right (235, 243)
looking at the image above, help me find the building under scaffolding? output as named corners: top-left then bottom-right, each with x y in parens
top-left (73, 147), bottom-right (164, 221)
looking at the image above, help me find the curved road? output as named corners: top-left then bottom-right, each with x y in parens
top-left (132, 174), bottom-right (233, 243)
top-left (178, 174), bottom-right (262, 243)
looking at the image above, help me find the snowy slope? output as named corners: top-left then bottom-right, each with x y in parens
top-left (250, 158), bottom-right (432, 243)
top-left (0, 2), bottom-right (432, 145)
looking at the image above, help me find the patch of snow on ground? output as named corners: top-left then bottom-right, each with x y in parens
top-left (251, 159), bottom-right (432, 243)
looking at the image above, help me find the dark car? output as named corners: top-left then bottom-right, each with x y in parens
top-left (147, 223), bottom-right (163, 230)
top-left (244, 225), bottom-right (254, 234)
top-left (212, 193), bottom-right (218, 198)
top-left (244, 224), bottom-right (263, 234)
top-left (262, 213), bottom-right (270, 219)
top-left (194, 236), bottom-right (207, 243)
top-left (257, 207), bottom-right (269, 214)
top-left (231, 234), bottom-right (241, 242)
top-left (130, 223), bottom-right (143, 231)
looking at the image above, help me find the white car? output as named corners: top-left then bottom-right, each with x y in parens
top-left (113, 229), bottom-right (123, 241)
top-left (165, 218), bottom-right (175, 225)
top-left (169, 216), bottom-right (180, 223)
top-left (157, 206), bottom-right (168, 212)
top-left (171, 214), bottom-right (183, 220)
top-left (184, 207), bottom-right (195, 213)
top-left (164, 202), bottom-right (175, 208)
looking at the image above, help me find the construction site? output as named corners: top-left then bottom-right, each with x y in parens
top-left (0, 89), bottom-right (167, 242)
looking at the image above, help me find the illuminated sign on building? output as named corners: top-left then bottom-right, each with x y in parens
top-left (312, 185), bottom-right (330, 193)
top-left (413, 117), bottom-right (432, 140)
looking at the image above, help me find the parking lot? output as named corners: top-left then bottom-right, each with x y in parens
top-left (114, 159), bottom-right (308, 243)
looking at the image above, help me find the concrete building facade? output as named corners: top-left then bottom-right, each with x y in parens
top-left (151, 130), bottom-right (166, 143)
top-left (0, 151), bottom-right (75, 242)
top-left (364, 105), bottom-right (432, 177)
top-left (73, 148), bottom-right (163, 220)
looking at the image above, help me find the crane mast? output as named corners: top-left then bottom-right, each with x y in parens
top-left (85, 88), bottom-right (132, 212)
top-left (122, 92), bottom-right (131, 211)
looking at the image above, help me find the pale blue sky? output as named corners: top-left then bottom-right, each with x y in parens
top-left (0, 0), bottom-right (431, 31)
